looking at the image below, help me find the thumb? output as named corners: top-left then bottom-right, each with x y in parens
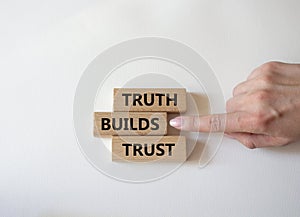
top-left (226, 132), bottom-right (290, 149)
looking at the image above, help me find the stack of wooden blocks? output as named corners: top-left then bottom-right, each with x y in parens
top-left (94, 88), bottom-right (187, 162)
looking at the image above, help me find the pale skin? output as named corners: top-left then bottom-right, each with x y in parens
top-left (170, 61), bottom-right (300, 149)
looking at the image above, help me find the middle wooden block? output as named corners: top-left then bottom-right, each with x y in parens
top-left (94, 112), bottom-right (167, 136)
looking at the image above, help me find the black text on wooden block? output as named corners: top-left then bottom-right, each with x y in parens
top-left (113, 88), bottom-right (187, 112)
top-left (112, 136), bottom-right (186, 162)
top-left (94, 112), bottom-right (167, 136)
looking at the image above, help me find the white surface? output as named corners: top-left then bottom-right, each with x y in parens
top-left (1, 0), bottom-right (300, 216)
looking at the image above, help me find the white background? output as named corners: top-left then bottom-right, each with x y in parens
top-left (1, 0), bottom-right (300, 216)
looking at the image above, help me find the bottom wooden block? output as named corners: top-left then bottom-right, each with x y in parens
top-left (112, 136), bottom-right (186, 162)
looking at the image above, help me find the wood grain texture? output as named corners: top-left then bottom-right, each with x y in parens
top-left (112, 136), bottom-right (186, 162)
top-left (113, 88), bottom-right (186, 113)
top-left (94, 112), bottom-right (167, 136)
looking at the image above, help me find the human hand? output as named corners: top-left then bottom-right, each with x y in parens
top-left (170, 62), bottom-right (300, 148)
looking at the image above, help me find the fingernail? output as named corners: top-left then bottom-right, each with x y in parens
top-left (169, 117), bottom-right (183, 128)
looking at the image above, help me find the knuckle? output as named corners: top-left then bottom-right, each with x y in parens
top-left (260, 61), bottom-right (279, 73)
top-left (251, 105), bottom-right (279, 133)
top-left (232, 83), bottom-right (243, 96)
top-left (235, 113), bottom-right (245, 129)
top-left (259, 74), bottom-right (273, 85)
top-left (269, 108), bottom-right (281, 120)
top-left (209, 115), bottom-right (223, 131)
top-left (256, 102), bottom-right (268, 116)
top-left (252, 90), bottom-right (270, 102)
top-left (252, 115), bottom-right (268, 132)
top-left (248, 61), bottom-right (280, 80)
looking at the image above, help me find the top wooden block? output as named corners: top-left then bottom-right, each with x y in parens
top-left (113, 88), bottom-right (186, 113)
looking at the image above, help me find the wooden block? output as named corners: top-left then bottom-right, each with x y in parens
top-left (94, 112), bottom-right (167, 136)
top-left (113, 88), bottom-right (186, 113)
top-left (112, 136), bottom-right (186, 162)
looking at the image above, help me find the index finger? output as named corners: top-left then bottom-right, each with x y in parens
top-left (169, 112), bottom-right (253, 133)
